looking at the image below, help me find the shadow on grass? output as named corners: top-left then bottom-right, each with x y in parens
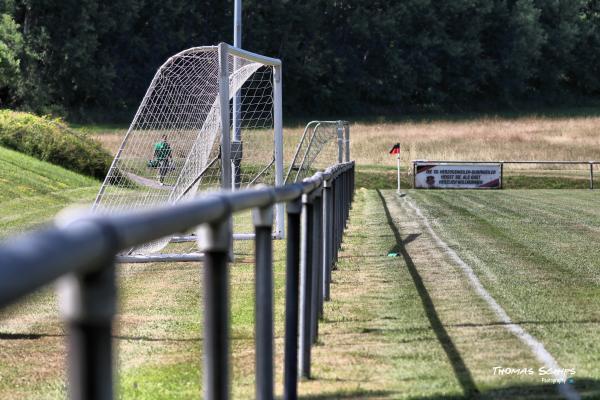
top-left (376, 189), bottom-right (479, 397)
top-left (0, 332), bottom-right (50, 340)
top-left (0, 331), bottom-right (204, 342)
top-left (389, 232), bottom-right (420, 252)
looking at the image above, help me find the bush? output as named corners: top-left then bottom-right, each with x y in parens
top-left (0, 110), bottom-right (111, 179)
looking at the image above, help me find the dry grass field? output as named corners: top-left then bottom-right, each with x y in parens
top-left (346, 116), bottom-right (600, 168)
top-left (90, 114), bottom-right (600, 173)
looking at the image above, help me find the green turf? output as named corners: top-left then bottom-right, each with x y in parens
top-left (503, 174), bottom-right (593, 189)
top-left (2, 186), bottom-right (600, 398)
top-left (71, 122), bottom-right (128, 134)
top-left (0, 145), bottom-right (100, 236)
top-left (355, 164), bottom-right (411, 190)
top-left (408, 189), bottom-right (600, 395)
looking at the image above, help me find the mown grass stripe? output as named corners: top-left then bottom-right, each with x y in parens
top-left (402, 194), bottom-right (581, 400)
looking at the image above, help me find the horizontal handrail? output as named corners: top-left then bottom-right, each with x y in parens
top-left (0, 162), bottom-right (353, 309)
top-left (0, 158), bottom-right (356, 400)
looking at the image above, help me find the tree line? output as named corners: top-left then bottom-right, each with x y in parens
top-left (0, 0), bottom-right (599, 120)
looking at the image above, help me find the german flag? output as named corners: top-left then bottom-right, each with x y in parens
top-left (389, 143), bottom-right (400, 154)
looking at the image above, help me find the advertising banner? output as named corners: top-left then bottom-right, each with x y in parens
top-left (414, 162), bottom-right (502, 189)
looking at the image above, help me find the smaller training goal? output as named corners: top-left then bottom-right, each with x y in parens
top-left (93, 43), bottom-right (283, 255)
top-left (286, 120), bottom-right (350, 183)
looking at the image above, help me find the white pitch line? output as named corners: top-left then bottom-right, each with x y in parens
top-left (401, 195), bottom-right (580, 400)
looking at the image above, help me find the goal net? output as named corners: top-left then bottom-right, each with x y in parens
top-left (93, 43), bottom-right (283, 255)
top-left (286, 121), bottom-right (349, 183)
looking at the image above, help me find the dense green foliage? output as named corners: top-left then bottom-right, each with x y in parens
top-left (0, 13), bottom-right (23, 104)
top-left (0, 1), bottom-right (599, 118)
top-left (0, 110), bottom-right (111, 178)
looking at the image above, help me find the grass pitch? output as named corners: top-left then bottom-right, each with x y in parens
top-left (2, 188), bottom-right (599, 398)
top-left (407, 189), bottom-right (600, 387)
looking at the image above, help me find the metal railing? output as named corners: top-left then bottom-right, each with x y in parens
top-left (412, 160), bottom-right (600, 189)
top-left (0, 161), bottom-right (355, 400)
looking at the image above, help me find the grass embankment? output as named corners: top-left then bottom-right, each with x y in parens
top-left (0, 146), bottom-right (99, 236)
top-left (0, 110), bottom-right (112, 179)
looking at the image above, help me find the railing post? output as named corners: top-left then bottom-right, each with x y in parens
top-left (333, 174), bottom-right (340, 265)
top-left (340, 170), bottom-right (345, 238)
top-left (413, 161), bottom-right (417, 189)
top-left (253, 204), bottom-right (274, 400)
top-left (345, 167), bottom-right (350, 222)
top-left (350, 162), bottom-right (356, 202)
top-left (342, 168), bottom-right (346, 217)
top-left (298, 193), bottom-right (314, 378)
top-left (198, 219), bottom-right (232, 400)
top-left (322, 178), bottom-right (333, 301)
top-left (346, 167), bottom-right (351, 221)
top-left (58, 257), bottom-right (117, 400)
top-left (352, 163), bottom-right (355, 201)
top-left (284, 198), bottom-right (302, 400)
top-left (590, 162), bottom-right (594, 190)
top-left (342, 169), bottom-right (347, 226)
top-left (273, 65), bottom-right (285, 237)
top-left (312, 190), bottom-right (324, 328)
top-left (344, 123), bottom-right (350, 162)
top-left (337, 124), bottom-right (344, 164)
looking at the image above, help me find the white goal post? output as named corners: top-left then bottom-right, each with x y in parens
top-left (93, 43), bottom-right (284, 255)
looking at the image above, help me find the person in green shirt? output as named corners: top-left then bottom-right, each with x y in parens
top-left (153, 134), bottom-right (172, 184)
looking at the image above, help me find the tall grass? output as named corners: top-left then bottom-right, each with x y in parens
top-left (88, 113), bottom-right (600, 173)
top-left (345, 116), bottom-right (600, 169)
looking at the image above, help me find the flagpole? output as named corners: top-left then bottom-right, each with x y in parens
top-left (397, 153), bottom-right (401, 193)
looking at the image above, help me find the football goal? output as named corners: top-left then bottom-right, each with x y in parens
top-left (286, 120), bottom-right (350, 183)
top-left (93, 43), bottom-right (283, 255)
